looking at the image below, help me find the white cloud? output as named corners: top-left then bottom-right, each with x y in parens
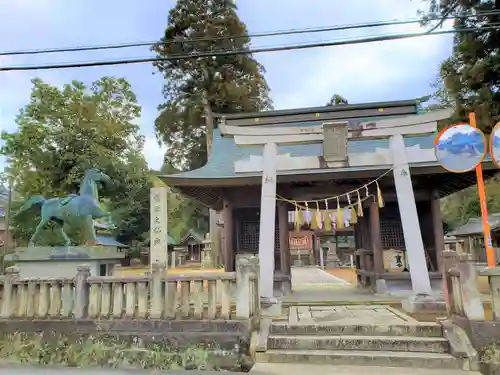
top-left (239, 0), bottom-right (454, 109)
top-left (0, 0), bottom-right (457, 173)
top-left (440, 124), bottom-right (477, 140)
top-left (142, 135), bottom-right (167, 170)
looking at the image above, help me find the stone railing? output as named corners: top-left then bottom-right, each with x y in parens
top-left (443, 249), bottom-right (500, 321)
top-left (0, 257), bottom-right (260, 321)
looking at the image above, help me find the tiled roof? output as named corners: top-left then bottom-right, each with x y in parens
top-left (95, 235), bottom-right (127, 248)
top-left (178, 229), bottom-right (205, 245)
top-left (161, 124), bottom-right (436, 180)
top-left (161, 114), bottom-right (493, 182)
top-left (447, 213), bottom-right (500, 236)
top-left (214, 98), bottom-right (423, 119)
top-left (167, 234), bottom-right (177, 246)
top-left (144, 233), bottom-right (177, 246)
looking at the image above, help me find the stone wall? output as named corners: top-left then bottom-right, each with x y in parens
top-left (0, 257), bottom-right (262, 371)
top-left (441, 250), bottom-right (500, 374)
top-left (1, 258), bottom-right (260, 321)
top-left (0, 320), bottom-right (253, 370)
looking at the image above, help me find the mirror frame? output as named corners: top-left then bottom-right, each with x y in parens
top-left (489, 121), bottom-right (500, 169)
top-left (434, 123), bottom-right (487, 173)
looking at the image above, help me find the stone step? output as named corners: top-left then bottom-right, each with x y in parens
top-left (268, 334), bottom-right (449, 353)
top-left (256, 349), bottom-right (463, 369)
top-left (270, 323), bottom-right (443, 337)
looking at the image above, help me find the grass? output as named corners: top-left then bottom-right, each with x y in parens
top-left (480, 342), bottom-right (500, 374)
top-left (0, 332), bottom-right (236, 371)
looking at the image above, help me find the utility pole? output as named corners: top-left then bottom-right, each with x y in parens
top-left (1, 159), bottom-right (13, 273)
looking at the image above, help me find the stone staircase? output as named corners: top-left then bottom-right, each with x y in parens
top-left (256, 320), bottom-right (470, 370)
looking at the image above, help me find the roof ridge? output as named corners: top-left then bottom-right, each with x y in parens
top-left (214, 98), bottom-right (420, 120)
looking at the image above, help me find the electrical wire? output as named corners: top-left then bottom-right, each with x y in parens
top-left (424, 0), bottom-right (460, 34)
top-left (2, 25), bottom-right (499, 72)
top-left (1, 9), bottom-right (499, 57)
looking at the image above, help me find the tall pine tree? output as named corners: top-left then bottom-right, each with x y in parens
top-left (153, 0), bottom-right (273, 170)
top-left (428, 0), bottom-right (500, 132)
top-left (326, 94), bottom-right (349, 106)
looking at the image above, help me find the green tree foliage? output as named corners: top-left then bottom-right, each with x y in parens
top-left (150, 163), bottom-right (209, 241)
top-left (1, 77), bottom-right (152, 245)
top-left (441, 176), bottom-right (500, 229)
top-left (326, 94), bottom-right (349, 106)
top-left (420, 1), bottom-right (500, 229)
top-left (152, 0), bottom-right (272, 170)
top-left (424, 0), bottom-right (500, 132)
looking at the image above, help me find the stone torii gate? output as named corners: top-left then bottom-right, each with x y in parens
top-left (219, 109), bottom-right (451, 310)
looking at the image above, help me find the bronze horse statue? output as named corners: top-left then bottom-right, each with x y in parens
top-left (17, 168), bottom-right (111, 247)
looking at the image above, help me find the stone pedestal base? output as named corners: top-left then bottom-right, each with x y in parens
top-left (401, 292), bottom-right (447, 314)
top-left (261, 296), bottom-right (282, 317)
top-left (375, 279), bottom-right (388, 294)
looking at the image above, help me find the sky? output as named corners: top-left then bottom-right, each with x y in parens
top-left (0, 0), bottom-right (454, 171)
top-left (439, 124), bottom-right (477, 140)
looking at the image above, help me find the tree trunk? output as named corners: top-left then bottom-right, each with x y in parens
top-left (202, 90), bottom-right (214, 158)
top-left (202, 87), bottom-right (221, 266)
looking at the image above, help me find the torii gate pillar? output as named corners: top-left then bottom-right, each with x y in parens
top-left (259, 142), bottom-right (278, 300)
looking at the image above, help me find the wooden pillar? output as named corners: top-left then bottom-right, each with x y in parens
top-left (361, 215), bottom-right (371, 252)
top-left (430, 189), bottom-right (445, 272)
top-left (370, 200), bottom-right (384, 274)
top-left (222, 199), bottom-right (234, 272)
top-left (278, 201), bottom-right (291, 276)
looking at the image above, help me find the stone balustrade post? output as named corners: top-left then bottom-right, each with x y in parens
top-left (150, 262), bottom-right (165, 319)
top-left (481, 267), bottom-right (500, 321)
top-left (236, 257), bottom-right (252, 319)
top-left (442, 249), bottom-right (458, 316)
top-left (74, 264), bottom-right (91, 319)
top-left (1, 266), bottom-right (19, 318)
top-left (457, 253), bottom-right (484, 321)
top-left (248, 255), bottom-right (260, 318)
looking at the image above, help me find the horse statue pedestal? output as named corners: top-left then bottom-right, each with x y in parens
top-left (9, 168), bottom-right (128, 278)
top-left (5, 245), bottom-right (125, 279)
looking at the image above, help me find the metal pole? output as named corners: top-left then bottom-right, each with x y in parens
top-left (469, 112), bottom-right (496, 267)
top-left (1, 175), bottom-right (12, 273)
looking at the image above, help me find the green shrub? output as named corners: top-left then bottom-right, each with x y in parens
top-left (0, 331), bottom-right (231, 371)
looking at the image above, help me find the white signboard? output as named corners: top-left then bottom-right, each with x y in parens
top-left (150, 187), bottom-right (168, 266)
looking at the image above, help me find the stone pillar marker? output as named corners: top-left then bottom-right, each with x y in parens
top-left (150, 187), bottom-right (168, 268)
top-left (390, 134), bottom-right (432, 294)
top-left (150, 262), bottom-right (164, 319)
top-left (259, 142), bottom-right (278, 299)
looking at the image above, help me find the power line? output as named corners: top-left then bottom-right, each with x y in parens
top-left (1, 10), bottom-right (499, 57)
top-left (426, 1), bottom-right (459, 34)
top-left (2, 25), bottom-right (498, 72)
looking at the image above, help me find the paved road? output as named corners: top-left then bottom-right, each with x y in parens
top-left (251, 363), bottom-right (481, 375)
top-left (0, 364), bottom-right (481, 375)
top-left (282, 266), bottom-right (388, 303)
top-left (0, 367), bottom-right (238, 375)
top-left (290, 267), bottom-right (350, 288)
